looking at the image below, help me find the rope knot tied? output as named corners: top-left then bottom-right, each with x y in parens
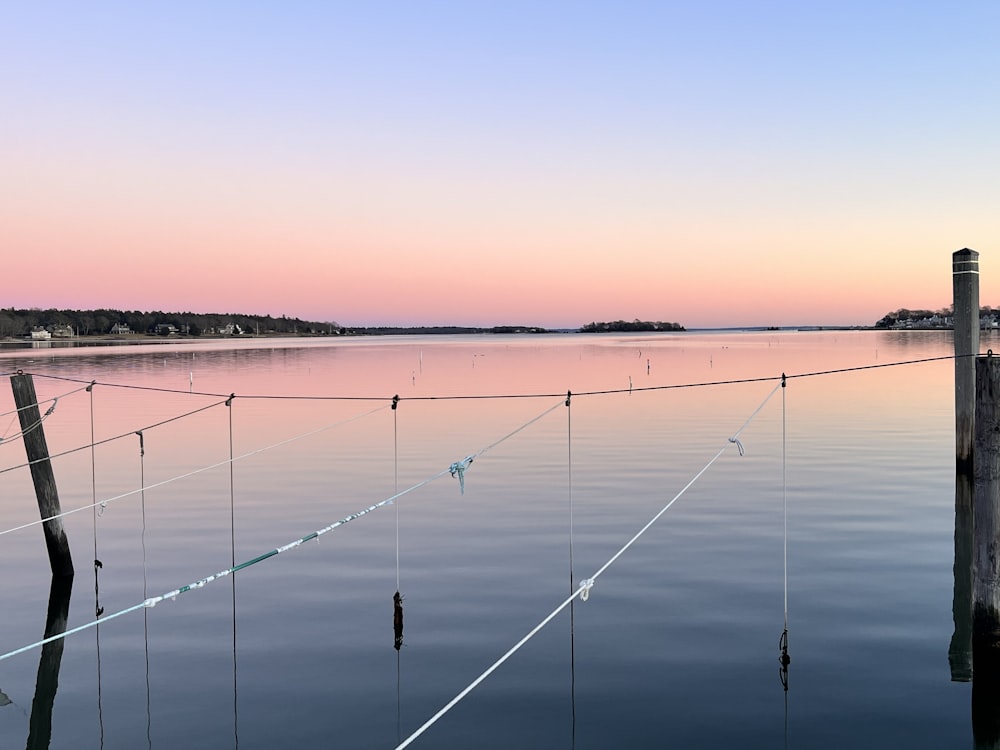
top-left (728, 436), bottom-right (745, 456)
top-left (449, 455), bottom-right (475, 494)
top-left (578, 578), bottom-right (595, 601)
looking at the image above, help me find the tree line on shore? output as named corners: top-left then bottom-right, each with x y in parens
top-left (0, 308), bottom-right (687, 338)
top-left (874, 306), bottom-right (999, 328)
top-left (0, 308), bottom-right (337, 338)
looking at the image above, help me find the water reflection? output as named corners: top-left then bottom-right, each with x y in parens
top-left (26, 575), bottom-right (73, 750)
top-left (951, 472), bottom-right (974, 681)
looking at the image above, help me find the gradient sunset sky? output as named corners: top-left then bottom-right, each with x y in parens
top-left (3, 2), bottom-right (997, 329)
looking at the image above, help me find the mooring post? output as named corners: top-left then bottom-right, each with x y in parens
top-left (973, 354), bottom-right (1000, 678)
top-left (955, 248), bottom-right (980, 474)
top-left (10, 373), bottom-right (74, 577)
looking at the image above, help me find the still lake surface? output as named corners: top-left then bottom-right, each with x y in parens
top-left (0, 329), bottom-right (986, 748)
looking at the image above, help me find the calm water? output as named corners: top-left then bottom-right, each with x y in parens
top-left (0, 330), bottom-right (985, 748)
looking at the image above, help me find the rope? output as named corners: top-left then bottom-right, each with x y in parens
top-left (395, 382), bottom-right (782, 749)
top-left (0, 403), bottom-right (390, 538)
top-left (0, 380), bottom-right (91, 446)
top-left (138, 430), bottom-right (152, 749)
top-left (0, 398), bottom-right (230, 477)
top-left (0, 398), bottom-right (565, 663)
top-left (566, 391), bottom-right (574, 594)
top-left (393, 394), bottom-right (400, 593)
top-left (227, 396), bottom-right (240, 749)
top-left (779, 374), bottom-right (791, 690)
top-left (18, 352), bottom-right (956, 404)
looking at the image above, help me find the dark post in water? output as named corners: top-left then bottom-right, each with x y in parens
top-left (955, 248), bottom-right (980, 474)
top-left (10, 373), bottom-right (74, 577)
top-left (974, 354), bottom-right (1000, 677)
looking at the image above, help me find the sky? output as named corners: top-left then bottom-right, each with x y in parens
top-left (2, 2), bottom-right (998, 329)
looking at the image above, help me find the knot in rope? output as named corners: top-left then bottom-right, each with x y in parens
top-left (578, 578), bottom-right (595, 601)
top-left (728, 436), bottom-right (745, 456)
top-left (449, 456), bottom-right (474, 494)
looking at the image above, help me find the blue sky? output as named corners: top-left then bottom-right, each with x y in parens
top-left (3, 2), bottom-right (998, 327)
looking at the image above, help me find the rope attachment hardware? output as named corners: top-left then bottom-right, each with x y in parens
top-left (392, 394), bottom-right (399, 410)
top-left (449, 455), bottom-right (475, 495)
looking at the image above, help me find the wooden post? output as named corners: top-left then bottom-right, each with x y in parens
top-left (974, 354), bottom-right (1000, 677)
top-left (955, 248), bottom-right (980, 474)
top-left (10, 374), bottom-right (74, 577)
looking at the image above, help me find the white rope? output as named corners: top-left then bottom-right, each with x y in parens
top-left (395, 382), bottom-right (782, 749)
top-left (0, 403), bottom-right (391, 538)
top-left (0, 382), bottom-right (90, 446)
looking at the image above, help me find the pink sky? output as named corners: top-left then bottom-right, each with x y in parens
top-left (3, 3), bottom-right (997, 329)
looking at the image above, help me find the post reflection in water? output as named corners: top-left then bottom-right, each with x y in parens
top-left (951, 471), bottom-right (974, 682)
top-left (26, 574), bottom-right (73, 750)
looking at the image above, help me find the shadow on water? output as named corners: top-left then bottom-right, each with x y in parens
top-left (26, 574), bottom-right (73, 750)
top-left (951, 471), bottom-right (974, 681)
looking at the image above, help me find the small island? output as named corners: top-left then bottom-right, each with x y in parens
top-left (580, 319), bottom-right (685, 333)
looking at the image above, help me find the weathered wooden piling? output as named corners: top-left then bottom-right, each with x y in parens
top-left (10, 373), bottom-right (73, 577)
top-left (955, 248), bottom-right (980, 474)
top-left (973, 354), bottom-right (1000, 677)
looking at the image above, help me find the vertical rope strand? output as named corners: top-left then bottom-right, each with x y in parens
top-left (782, 374), bottom-right (788, 632)
top-left (567, 392), bottom-right (574, 592)
top-left (137, 431), bottom-right (152, 749)
top-left (394, 398), bottom-right (400, 593)
top-left (227, 396), bottom-right (239, 749)
top-left (566, 392), bottom-right (576, 748)
top-left (779, 374), bottom-right (790, 693)
top-left (88, 383), bottom-right (105, 749)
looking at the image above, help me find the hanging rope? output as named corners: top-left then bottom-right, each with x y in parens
top-left (566, 390), bottom-right (577, 744)
top-left (227, 395), bottom-right (240, 748)
top-left (394, 382), bottom-right (782, 749)
top-left (779, 373), bottom-right (791, 689)
top-left (566, 391), bottom-right (574, 594)
top-left (88, 381), bottom-right (105, 747)
top-left (138, 429), bottom-right (152, 749)
top-left (393, 394), bottom-right (400, 594)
